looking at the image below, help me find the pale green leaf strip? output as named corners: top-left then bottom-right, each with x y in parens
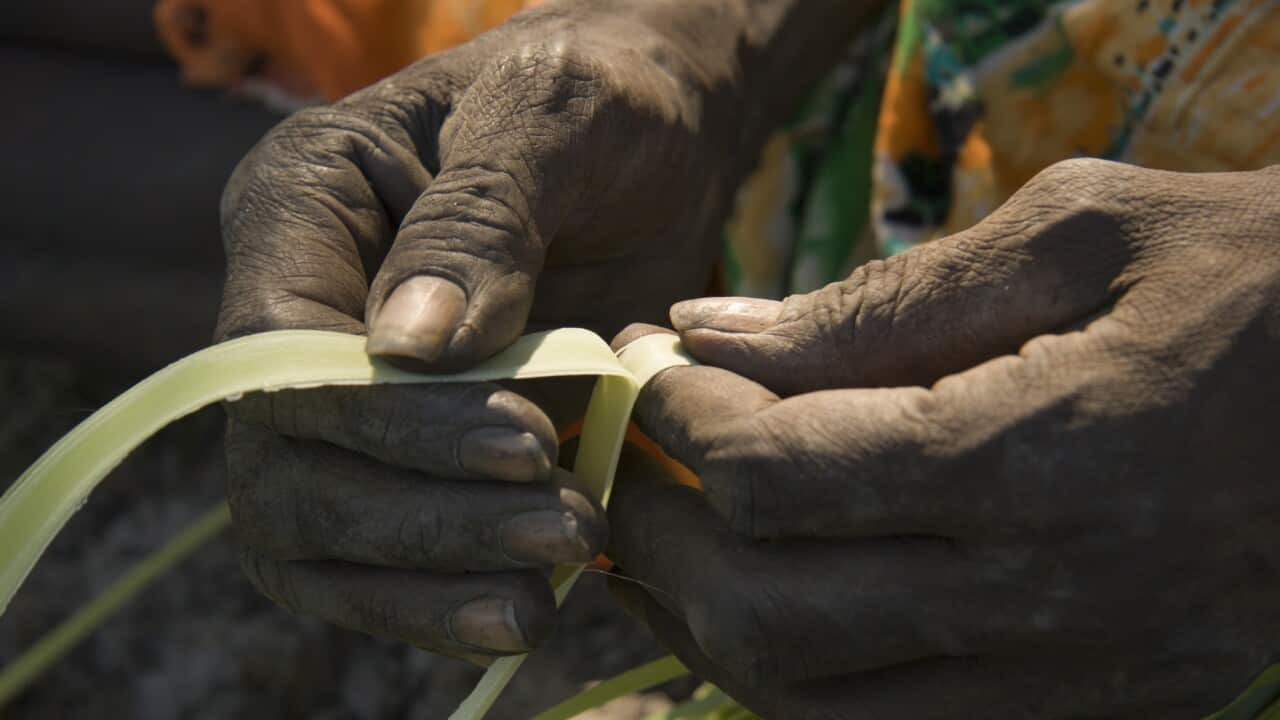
top-left (450, 333), bottom-right (694, 719)
top-left (0, 328), bottom-right (626, 617)
top-left (0, 329), bottom-right (696, 719)
top-left (531, 655), bottom-right (690, 720)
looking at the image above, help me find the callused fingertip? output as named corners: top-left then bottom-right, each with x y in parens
top-left (449, 596), bottom-right (533, 654)
top-left (459, 426), bottom-right (552, 483)
top-left (670, 296), bottom-right (782, 334)
top-left (557, 483), bottom-right (609, 558)
top-left (499, 505), bottom-right (601, 566)
top-left (366, 275), bottom-right (467, 364)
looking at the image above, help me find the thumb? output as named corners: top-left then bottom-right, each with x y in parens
top-left (363, 44), bottom-right (596, 369)
top-left (363, 144), bottom-right (554, 368)
top-left (671, 190), bottom-right (1131, 395)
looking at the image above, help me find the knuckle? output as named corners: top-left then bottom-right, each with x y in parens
top-left (239, 548), bottom-right (302, 615)
top-left (334, 581), bottom-right (411, 641)
top-left (456, 39), bottom-right (604, 156)
top-left (498, 40), bottom-right (602, 111)
top-left (1015, 159), bottom-right (1132, 238)
top-left (1020, 158), bottom-right (1109, 217)
top-left (366, 593), bottom-right (407, 639)
top-left (401, 164), bottom-right (535, 257)
top-left (224, 106), bottom-right (377, 226)
top-left (974, 160), bottom-right (1139, 269)
top-left (345, 387), bottom-right (410, 462)
top-left (224, 426), bottom-right (310, 557)
top-left (393, 503), bottom-right (444, 569)
top-left (773, 283), bottom-right (856, 366)
top-left (893, 386), bottom-right (952, 448)
top-left (1028, 157), bottom-right (1113, 193)
top-left (226, 108), bottom-right (340, 208)
top-left (273, 106), bottom-right (367, 152)
top-left (235, 291), bottom-right (312, 334)
top-left (816, 255), bottom-right (936, 384)
top-left (845, 256), bottom-right (909, 330)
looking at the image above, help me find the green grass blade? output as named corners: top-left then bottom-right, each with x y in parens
top-left (0, 503), bottom-right (230, 705)
top-left (531, 655), bottom-right (690, 720)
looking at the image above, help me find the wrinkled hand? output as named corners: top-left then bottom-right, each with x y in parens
top-left (215, 2), bottom-right (751, 661)
top-left (610, 160), bottom-right (1280, 717)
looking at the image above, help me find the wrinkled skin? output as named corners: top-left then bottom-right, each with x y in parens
top-left (608, 159), bottom-right (1280, 718)
top-left (215, 0), bottom-right (865, 661)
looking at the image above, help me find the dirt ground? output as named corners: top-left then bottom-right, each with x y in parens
top-left (0, 352), bottom-right (693, 719)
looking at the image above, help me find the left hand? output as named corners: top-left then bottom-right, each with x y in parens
top-left (608, 159), bottom-right (1280, 718)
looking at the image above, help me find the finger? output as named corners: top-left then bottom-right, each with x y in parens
top-left (228, 382), bottom-right (558, 483)
top-left (240, 548), bottom-right (555, 658)
top-left (217, 99), bottom-right (445, 343)
top-left (607, 583), bottom-right (779, 716)
top-left (607, 456), bottom-right (989, 685)
top-left (632, 365), bottom-right (778, 471)
top-left (227, 423), bottom-right (607, 570)
top-left (609, 323), bottom-right (675, 352)
top-left (620, 591), bottom-right (1154, 720)
top-left (638, 363), bottom-right (957, 538)
top-left (631, 365), bottom-right (780, 532)
top-left (364, 45), bottom-right (604, 369)
top-left (669, 160), bottom-right (1139, 395)
top-left (643, 313), bottom-right (1144, 540)
top-left (615, 586), bottom-right (1029, 720)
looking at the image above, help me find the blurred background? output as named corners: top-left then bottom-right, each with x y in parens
top-left (0, 2), bottom-right (690, 717)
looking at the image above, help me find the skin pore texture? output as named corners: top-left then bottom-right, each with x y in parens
top-left (615, 160), bottom-right (1280, 718)
top-left (215, 1), bottom-right (1280, 717)
top-left (217, 0), bottom-right (878, 669)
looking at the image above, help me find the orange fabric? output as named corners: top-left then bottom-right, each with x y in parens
top-left (623, 425), bottom-right (702, 491)
top-left (154, 0), bottom-right (533, 102)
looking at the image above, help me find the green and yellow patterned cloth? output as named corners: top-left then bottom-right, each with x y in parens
top-left (725, 0), bottom-right (1280, 294)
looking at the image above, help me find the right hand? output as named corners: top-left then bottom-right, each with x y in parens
top-left (215, 2), bottom-right (751, 661)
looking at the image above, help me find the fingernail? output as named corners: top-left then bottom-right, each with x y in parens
top-left (367, 275), bottom-right (467, 363)
top-left (501, 508), bottom-right (597, 564)
top-left (458, 427), bottom-right (551, 483)
top-left (670, 297), bottom-right (781, 333)
top-left (449, 597), bottom-right (530, 653)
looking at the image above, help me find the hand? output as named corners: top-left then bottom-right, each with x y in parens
top-left (213, 1), bottom-right (762, 661)
top-left (609, 159), bottom-right (1280, 717)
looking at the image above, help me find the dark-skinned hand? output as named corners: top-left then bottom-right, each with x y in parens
top-left (213, 0), bottom-right (869, 663)
top-left (610, 159), bottom-right (1280, 718)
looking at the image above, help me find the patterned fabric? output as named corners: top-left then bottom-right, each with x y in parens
top-left (722, 11), bottom-right (897, 297)
top-left (876, 0), bottom-right (1280, 253)
top-left (724, 0), bottom-right (1280, 295)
